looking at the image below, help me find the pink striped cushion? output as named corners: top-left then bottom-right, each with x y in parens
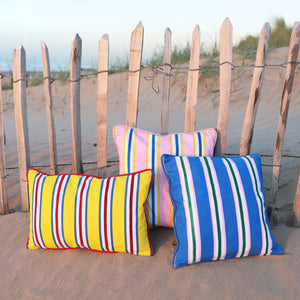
top-left (113, 125), bottom-right (217, 228)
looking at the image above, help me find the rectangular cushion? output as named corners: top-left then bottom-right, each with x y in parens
top-left (27, 168), bottom-right (154, 256)
top-left (162, 153), bottom-right (283, 268)
top-left (113, 125), bottom-right (217, 228)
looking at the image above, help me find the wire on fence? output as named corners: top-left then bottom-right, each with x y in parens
top-left (0, 60), bottom-right (299, 92)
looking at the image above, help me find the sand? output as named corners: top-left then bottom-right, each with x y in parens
top-left (1, 46), bottom-right (300, 299)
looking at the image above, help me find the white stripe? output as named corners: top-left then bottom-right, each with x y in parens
top-left (75, 177), bottom-right (85, 247)
top-left (100, 179), bottom-right (108, 251)
top-left (57, 176), bottom-right (69, 248)
top-left (132, 175), bottom-right (138, 254)
top-left (126, 175), bottom-right (132, 252)
top-left (34, 174), bottom-right (46, 248)
top-left (207, 158), bottom-right (226, 260)
top-left (227, 159), bottom-right (251, 257)
top-left (243, 156), bottom-right (272, 255)
top-left (175, 157), bottom-right (194, 264)
top-left (52, 175), bottom-right (60, 247)
top-left (106, 177), bottom-right (115, 252)
top-left (223, 160), bottom-right (244, 257)
top-left (183, 157), bottom-right (201, 262)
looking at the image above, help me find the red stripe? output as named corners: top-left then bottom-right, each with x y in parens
top-left (129, 175), bottom-right (135, 254)
top-left (33, 174), bottom-right (43, 249)
top-left (103, 178), bottom-right (111, 251)
top-left (55, 176), bottom-right (65, 248)
top-left (78, 177), bottom-right (89, 247)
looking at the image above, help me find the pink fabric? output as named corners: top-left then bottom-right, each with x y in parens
top-left (113, 125), bottom-right (217, 228)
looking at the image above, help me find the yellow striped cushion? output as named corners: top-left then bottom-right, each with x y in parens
top-left (27, 168), bottom-right (154, 256)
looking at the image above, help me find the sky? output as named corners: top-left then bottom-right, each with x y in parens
top-left (0, 0), bottom-right (299, 70)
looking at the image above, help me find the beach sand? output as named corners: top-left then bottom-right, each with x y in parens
top-left (1, 46), bottom-right (300, 298)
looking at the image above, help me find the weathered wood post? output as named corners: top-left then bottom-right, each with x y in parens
top-left (161, 28), bottom-right (172, 135)
top-left (185, 25), bottom-right (200, 133)
top-left (240, 23), bottom-right (271, 156)
top-left (217, 18), bottom-right (233, 153)
top-left (270, 22), bottom-right (300, 222)
top-left (0, 68), bottom-right (8, 214)
top-left (97, 34), bottom-right (109, 177)
top-left (13, 45), bottom-right (30, 211)
top-left (126, 21), bottom-right (144, 128)
top-left (70, 34), bottom-right (83, 173)
top-left (41, 42), bottom-right (58, 175)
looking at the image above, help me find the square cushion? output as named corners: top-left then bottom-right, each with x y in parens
top-left (113, 125), bottom-right (217, 228)
top-left (161, 153), bottom-right (283, 268)
top-left (27, 168), bottom-right (154, 256)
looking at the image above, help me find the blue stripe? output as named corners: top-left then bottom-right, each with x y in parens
top-left (60, 175), bottom-right (71, 248)
top-left (215, 159), bottom-right (239, 259)
top-left (31, 173), bottom-right (40, 247)
top-left (99, 179), bottom-right (105, 250)
top-left (124, 176), bottom-right (130, 252)
top-left (38, 175), bottom-right (46, 248)
top-left (51, 176), bottom-right (61, 248)
top-left (175, 134), bottom-right (179, 156)
top-left (135, 174), bottom-right (140, 255)
top-left (151, 135), bottom-right (155, 227)
top-left (197, 132), bottom-right (202, 156)
top-left (127, 129), bottom-right (134, 173)
top-left (85, 178), bottom-right (92, 249)
top-left (110, 177), bottom-right (116, 252)
top-left (74, 176), bottom-right (84, 246)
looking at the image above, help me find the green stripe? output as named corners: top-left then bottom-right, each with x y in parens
top-left (244, 156), bottom-right (269, 255)
top-left (179, 157), bottom-right (196, 263)
top-left (224, 158), bottom-right (246, 257)
top-left (203, 157), bottom-right (222, 260)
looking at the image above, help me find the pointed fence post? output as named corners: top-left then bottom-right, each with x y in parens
top-left (13, 45), bottom-right (30, 211)
top-left (185, 25), bottom-right (200, 133)
top-left (0, 69), bottom-right (8, 214)
top-left (70, 34), bottom-right (83, 173)
top-left (97, 34), bottom-right (109, 177)
top-left (41, 42), bottom-right (58, 175)
top-left (217, 18), bottom-right (233, 153)
top-left (126, 21), bottom-right (144, 128)
top-left (161, 28), bottom-right (172, 135)
top-left (270, 22), bottom-right (300, 219)
top-left (240, 23), bottom-right (271, 156)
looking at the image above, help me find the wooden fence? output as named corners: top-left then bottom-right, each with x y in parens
top-left (0, 18), bottom-right (300, 224)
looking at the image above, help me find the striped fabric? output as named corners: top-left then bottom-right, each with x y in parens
top-left (162, 153), bottom-right (283, 268)
top-left (27, 168), bottom-right (154, 256)
top-left (113, 125), bottom-right (217, 228)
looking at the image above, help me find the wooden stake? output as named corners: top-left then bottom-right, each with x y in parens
top-left (240, 23), bottom-right (271, 156)
top-left (13, 45), bottom-right (30, 211)
top-left (126, 21), bottom-right (144, 128)
top-left (185, 25), bottom-right (200, 133)
top-left (161, 28), bottom-right (172, 135)
top-left (41, 42), bottom-right (58, 175)
top-left (271, 22), bottom-right (300, 211)
top-left (217, 18), bottom-right (233, 153)
top-left (70, 34), bottom-right (83, 173)
top-left (0, 68), bottom-right (8, 214)
top-left (293, 174), bottom-right (300, 222)
top-left (97, 34), bottom-right (109, 177)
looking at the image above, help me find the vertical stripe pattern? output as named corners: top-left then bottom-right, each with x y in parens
top-left (162, 153), bottom-right (283, 268)
top-left (114, 126), bottom-right (217, 228)
top-left (27, 169), bottom-right (154, 256)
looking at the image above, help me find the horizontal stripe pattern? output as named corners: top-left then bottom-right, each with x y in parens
top-left (114, 125), bottom-right (217, 228)
top-left (162, 153), bottom-right (283, 268)
top-left (27, 168), bottom-right (154, 256)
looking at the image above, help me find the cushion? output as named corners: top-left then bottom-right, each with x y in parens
top-left (27, 168), bottom-right (154, 256)
top-left (161, 153), bottom-right (284, 268)
top-left (113, 125), bottom-right (217, 228)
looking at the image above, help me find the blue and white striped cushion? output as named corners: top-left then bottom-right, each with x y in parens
top-left (162, 153), bottom-right (283, 268)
